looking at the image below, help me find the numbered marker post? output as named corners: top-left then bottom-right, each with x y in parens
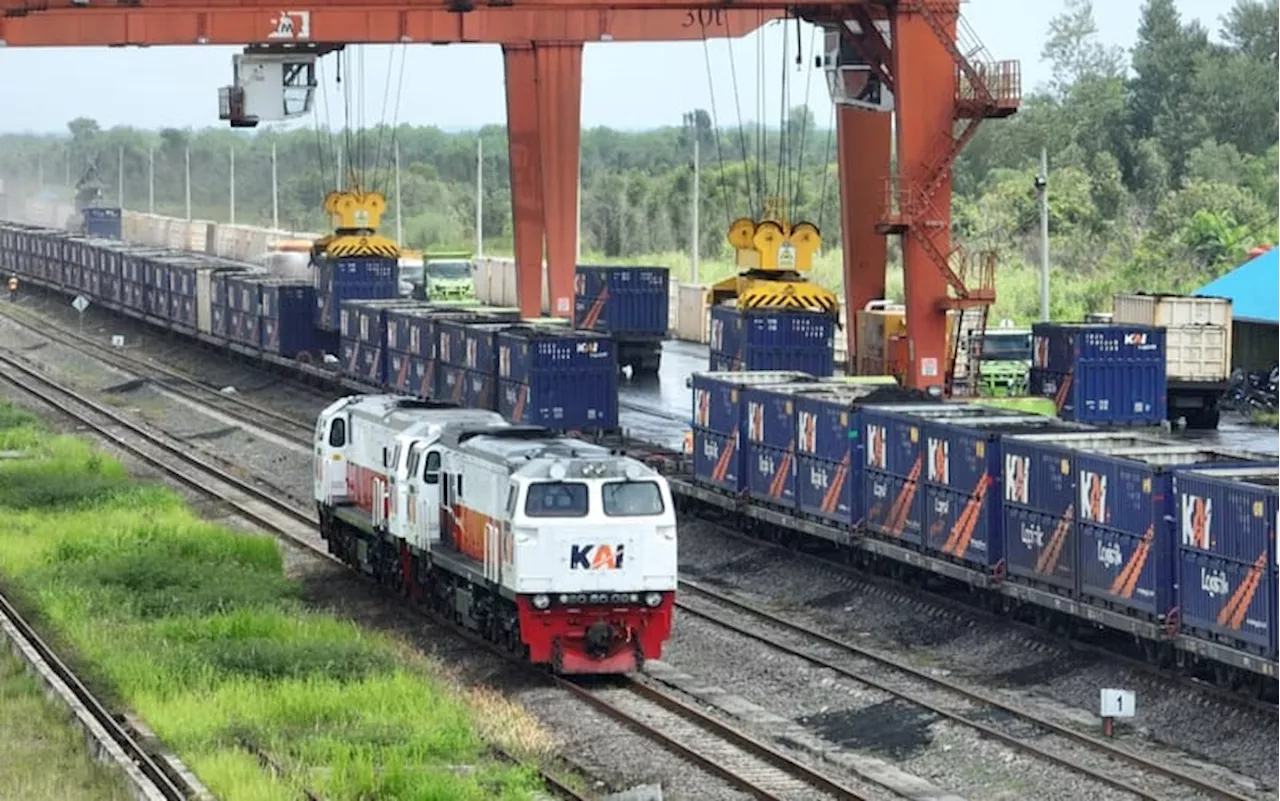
top-left (1099, 688), bottom-right (1135, 738)
top-left (71, 294), bottom-right (90, 332)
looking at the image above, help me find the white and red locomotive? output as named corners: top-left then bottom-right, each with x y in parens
top-left (313, 394), bottom-right (678, 674)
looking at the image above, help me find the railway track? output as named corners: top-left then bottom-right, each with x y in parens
top-left (560, 675), bottom-right (873, 801)
top-left (0, 588), bottom-right (193, 801)
top-left (0, 301), bottom-right (315, 443)
top-left (675, 578), bottom-right (1262, 801)
top-left (2, 305), bottom-right (1269, 798)
top-left (0, 348), bottom-right (857, 801)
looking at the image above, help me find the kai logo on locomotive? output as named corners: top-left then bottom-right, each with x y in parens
top-left (1180, 493), bottom-right (1212, 549)
top-left (570, 544), bottom-right (625, 570)
top-left (1004, 454), bottom-right (1030, 505)
top-left (1080, 470), bottom-right (1108, 523)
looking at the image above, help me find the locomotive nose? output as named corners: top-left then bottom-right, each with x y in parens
top-left (584, 621), bottom-right (616, 658)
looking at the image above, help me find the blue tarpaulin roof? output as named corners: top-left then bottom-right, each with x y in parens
top-left (1194, 248), bottom-right (1279, 325)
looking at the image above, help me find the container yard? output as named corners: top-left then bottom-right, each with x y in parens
top-left (0, 3), bottom-right (1275, 799)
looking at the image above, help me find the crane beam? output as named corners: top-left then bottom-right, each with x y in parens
top-left (0, 8), bottom-right (783, 45)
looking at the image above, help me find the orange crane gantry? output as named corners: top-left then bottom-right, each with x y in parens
top-left (0, 0), bottom-right (1020, 391)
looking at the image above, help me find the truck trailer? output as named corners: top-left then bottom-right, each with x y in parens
top-left (1111, 293), bottom-right (1233, 429)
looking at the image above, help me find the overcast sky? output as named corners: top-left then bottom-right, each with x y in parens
top-left (0, 0), bottom-right (1225, 134)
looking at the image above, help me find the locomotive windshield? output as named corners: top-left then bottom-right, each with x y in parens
top-left (602, 481), bottom-right (665, 517)
top-left (524, 482), bottom-right (589, 517)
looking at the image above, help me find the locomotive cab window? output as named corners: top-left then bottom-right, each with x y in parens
top-left (524, 482), bottom-right (589, 518)
top-left (423, 451), bottom-right (441, 485)
top-left (327, 417), bottom-right (346, 447)
top-left (603, 481), bottom-right (665, 517)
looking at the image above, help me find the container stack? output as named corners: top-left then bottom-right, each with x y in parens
top-left (709, 306), bottom-right (835, 376)
top-left (315, 256), bottom-right (399, 332)
top-left (339, 299), bottom-right (418, 386)
top-left (165, 256), bottom-right (201, 330)
top-left (1029, 323), bottom-right (1167, 425)
top-left (496, 328), bottom-right (618, 432)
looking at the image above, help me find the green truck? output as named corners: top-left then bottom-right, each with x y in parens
top-left (400, 250), bottom-right (478, 303)
top-left (963, 327), bottom-right (1033, 397)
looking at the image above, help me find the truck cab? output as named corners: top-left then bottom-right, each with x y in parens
top-left (414, 255), bottom-right (477, 302)
top-left (965, 328), bottom-right (1033, 396)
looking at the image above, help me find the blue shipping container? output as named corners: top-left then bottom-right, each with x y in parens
top-left (496, 329), bottom-right (618, 431)
top-left (409, 355), bottom-right (437, 400)
top-left (741, 384), bottom-right (839, 507)
top-left (227, 275), bottom-right (265, 315)
top-left (228, 309), bottom-right (261, 349)
top-left (795, 388), bottom-right (877, 527)
top-left (211, 305), bottom-right (230, 339)
top-left (709, 305), bottom-right (835, 377)
top-left (574, 265), bottom-right (669, 336)
top-left (386, 350), bottom-right (415, 395)
top-left (920, 414), bottom-right (1083, 572)
top-left (260, 282), bottom-right (318, 359)
top-left (435, 363), bottom-right (469, 405)
top-left (861, 404), bottom-right (1012, 545)
top-left (83, 207), bottom-right (122, 240)
top-left (315, 257), bottom-right (399, 332)
top-left (436, 320), bottom-right (475, 369)
top-left (690, 371), bottom-right (816, 493)
top-left (1000, 431), bottom-right (1167, 593)
top-left (1030, 323), bottom-right (1167, 425)
top-left (1172, 464), bottom-right (1278, 655)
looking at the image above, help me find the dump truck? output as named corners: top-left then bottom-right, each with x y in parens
top-left (1111, 293), bottom-right (1233, 429)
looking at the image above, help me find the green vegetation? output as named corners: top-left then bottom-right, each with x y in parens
top-left (0, 0), bottom-right (1274, 323)
top-left (0, 649), bottom-right (136, 801)
top-left (1249, 410), bottom-right (1279, 428)
top-left (0, 404), bottom-right (550, 801)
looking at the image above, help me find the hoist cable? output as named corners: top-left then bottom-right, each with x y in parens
top-left (791, 23), bottom-right (818, 218)
top-left (370, 43), bottom-right (408, 199)
top-left (817, 101), bottom-right (835, 237)
top-left (724, 24), bottom-right (758, 217)
top-left (756, 15), bottom-right (766, 213)
top-left (700, 24), bottom-right (735, 232)
top-left (773, 14), bottom-right (789, 217)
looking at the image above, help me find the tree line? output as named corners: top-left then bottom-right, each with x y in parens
top-left (0, 0), bottom-right (1274, 320)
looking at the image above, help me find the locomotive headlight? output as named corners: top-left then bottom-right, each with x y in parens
top-left (644, 592), bottom-right (663, 608)
top-left (532, 594), bottom-right (551, 610)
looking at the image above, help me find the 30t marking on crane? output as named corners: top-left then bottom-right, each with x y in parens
top-left (267, 11), bottom-right (312, 41)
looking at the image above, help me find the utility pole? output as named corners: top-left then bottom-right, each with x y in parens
top-left (229, 146), bottom-right (236, 225)
top-left (475, 138), bottom-right (483, 258)
top-left (1036, 147), bottom-right (1049, 322)
top-left (184, 146), bottom-right (192, 221)
top-left (270, 141), bottom-right (279, 230)
top-left (394, 141), bottom-right (403, 247)
top-left (147, 148), bottom-right (154, 214)
top-left (117, 145), bottom-right (125, 207)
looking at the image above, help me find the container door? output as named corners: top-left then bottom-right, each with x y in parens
top-left (412, 447), bottom-right (445, 548)
top-left (314, 412), bottom-right (350, 504)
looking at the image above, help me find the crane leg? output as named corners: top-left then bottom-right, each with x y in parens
top-left (837, 106), bottom-right (892, 372)
top-left (892, 8), bottom-right (956, 391)
top-left (535, 42), bottom-right (583, 320)
top-left (503, 44), bottom-right (546, 319)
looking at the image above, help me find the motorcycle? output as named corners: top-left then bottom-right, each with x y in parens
top-left (1224, 367), bottom-right (1278, 414)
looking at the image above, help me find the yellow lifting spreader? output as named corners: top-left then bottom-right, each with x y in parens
top-left (311, 183), bottom-right (402, 262)
top-left (708, 198), bottom-right (839, 319)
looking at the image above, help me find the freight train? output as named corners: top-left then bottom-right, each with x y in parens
top-left (681, 370), bottom-right (1279, 690)
top-left (315, 395), bottom-right (677, 674)
top-left (1, 218), bottom-right (1276, 691)
top-left (0, 221), bottom-right (628, 434)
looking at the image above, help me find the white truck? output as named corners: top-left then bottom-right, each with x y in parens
top-left (1111, 293), bottom-right (1232, 429)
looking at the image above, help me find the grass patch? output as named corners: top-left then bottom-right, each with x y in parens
top-left (1249, 410), bottom-right (1279, 428)
top-left (0, 649), bottom-right (136, 801)
top-left (0, 403), bottom-right (549, 800)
